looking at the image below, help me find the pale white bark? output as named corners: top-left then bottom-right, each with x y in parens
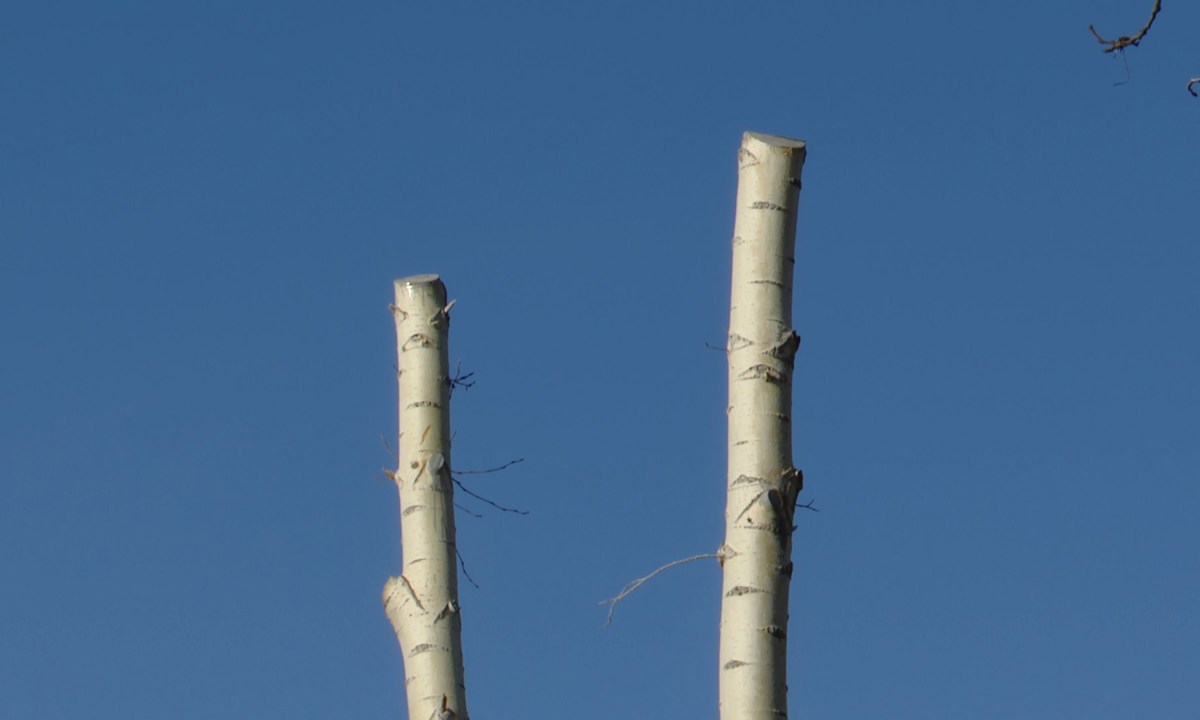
top-left (383, 274), bottom-right (469, 720)
top-left (719, 132), bottom-right (807, 720)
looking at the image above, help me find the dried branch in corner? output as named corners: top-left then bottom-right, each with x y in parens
top-left (1088, 0), bottom-right (1162, 53)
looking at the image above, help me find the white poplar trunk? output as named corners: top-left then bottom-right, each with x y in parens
top-left (383, 274), bottom-right (469, 720)
top-left (719, 132), bottom-right (807, 720)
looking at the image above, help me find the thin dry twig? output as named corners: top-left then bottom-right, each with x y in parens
top-left (600, 552), bottom-right (721, 625)
top-left (1089, 0), bottom-right (1162, 53)
top-left (447, 360), bottom-right (475, 397)
top-left (451, 476), bottom-right (530, 515)
top-left (381, 433), bottom-right (398, 460)
top-left (454, 457), bottom-right (525, 475)
top-left (455, 547), bottom-right (480, 588)
top-left (449, 456), bottom-right (528, 515)
top-left (454, 502), bottom-right (483, 519)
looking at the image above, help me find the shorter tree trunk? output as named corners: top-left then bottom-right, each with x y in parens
top-left (383, 274), bottom-right (469, 719)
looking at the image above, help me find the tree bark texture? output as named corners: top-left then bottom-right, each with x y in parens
top-left (719, 132), bottom-right (807, 720)
top-left (383, 274), bottom-right (469, 720)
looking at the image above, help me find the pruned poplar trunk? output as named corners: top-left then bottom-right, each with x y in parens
top-left (383, 274), bottom-right (469, 720)
top-left (719, 132), bottom-right (807, 720)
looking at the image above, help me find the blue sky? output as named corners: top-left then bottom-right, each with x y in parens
top-left (3, 1), bottom-right (1198, 717)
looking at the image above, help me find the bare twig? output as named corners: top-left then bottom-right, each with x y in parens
top-left (450, 457), bottom-right (528, 515)
top-left (600, 552), bottom-right (722, 625)
top-left (381, 433), bottom-right (399, 461)
top-left (1110, 48), bottom-right (1133, 86)
top-left (454, 502), bottom-right (483, 519)
top-left (453, 458), bottom-right (525, 475)
top-left (447, 360), bottom-right (475, 397)
top-left (1089, 0), bottom-right (1162, 53)
top-left (451, 476), bottom-right (530, 515)
top-left (455, 547), bottom-right (480, 588)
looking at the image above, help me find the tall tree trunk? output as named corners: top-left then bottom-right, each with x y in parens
top-left (719, 132), bottom-right (807, 720)
top-left (383, 274), bottom-right (469, 720)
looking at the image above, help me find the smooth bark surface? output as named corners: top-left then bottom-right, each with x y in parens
top-left (384, 274), bottom-right (469, 720)
top-left (719, 132), bottom-right (807, 720)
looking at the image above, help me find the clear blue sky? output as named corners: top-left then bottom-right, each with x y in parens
top-left (3, 1), bottom-right (1198, 717)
